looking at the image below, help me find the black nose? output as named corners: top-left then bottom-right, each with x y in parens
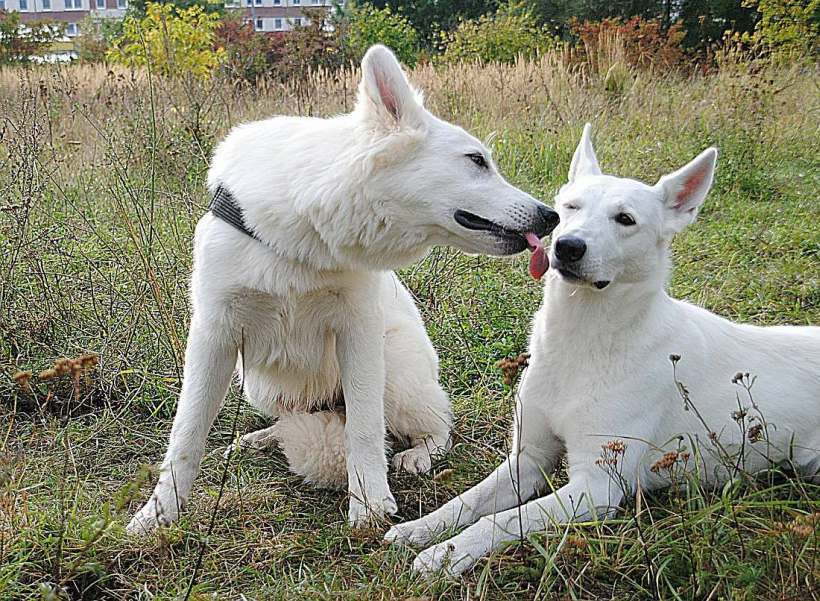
top-left (533, 204), bottom-right (560, 237)
top-left (555, 235), bottom-right (587, 262)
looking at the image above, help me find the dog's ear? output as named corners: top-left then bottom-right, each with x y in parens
top-left (358, 45), bottom-right (422, 130)
top-left (568, 123), bottom-right (601, 183)
top-left (656, 147), bottom-right (717, 233)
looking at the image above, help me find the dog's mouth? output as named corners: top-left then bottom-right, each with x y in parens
top-left (553, 263), bottom-right (611, 290)
top-left (453, 210), bottom-right (549, 280)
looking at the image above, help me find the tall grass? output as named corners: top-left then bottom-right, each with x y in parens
top-left (0, 45), bottom-right (818, 599)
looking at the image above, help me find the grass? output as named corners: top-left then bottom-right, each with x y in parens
top-left (1, 50), bottom-right (818, 600)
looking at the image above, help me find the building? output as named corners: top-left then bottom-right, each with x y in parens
top-left (2, 0), bottom-right (128, 40)
top-left (228, 0), bottom-right (336, 33)
top-left (1, 0), bottom-right (336, 40)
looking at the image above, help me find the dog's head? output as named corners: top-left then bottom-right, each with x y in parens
top-left (549, 124), bottom-right (717, 290)
top-left (350, 46), bottom-right (558, 269)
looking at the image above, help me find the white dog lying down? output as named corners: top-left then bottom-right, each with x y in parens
top-left (386, 124), bottom-right (820, 574)
top-left (127, 45), bottom-right (558, 533)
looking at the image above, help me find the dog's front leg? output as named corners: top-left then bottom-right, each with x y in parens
top-left (386, 443), bottom-right (556, 546)
top-left (413, 470), bottom-right (623, 576)
top-left (337, 303), bottom-right (397, 527)
top-left (127, 321), bottom-right (237, 534)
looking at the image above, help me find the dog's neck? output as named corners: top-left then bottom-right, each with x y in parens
top-left (541, 266), bottom-right (670, 339)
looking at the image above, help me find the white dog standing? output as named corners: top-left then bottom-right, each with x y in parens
top-left (127, 45), bottom-right (558, 533)
top-left (386, 124), bottom-right (820, 574)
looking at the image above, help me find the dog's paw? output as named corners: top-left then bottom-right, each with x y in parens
top-left (348, 491), bottom-right (398, 528)
top-left (384, 518), bottom-right (441, 547)
top-left (392, 446), bottom-right (433, 475)
top-left (224, 428), bottom-right (278, 458)
top-left (413, 539), bottom-right (476, 577)
top-left (126, 497), bottom-right (177, 535)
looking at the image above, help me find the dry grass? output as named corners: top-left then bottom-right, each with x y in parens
top-left (0, 49), bottom-right (818, 599)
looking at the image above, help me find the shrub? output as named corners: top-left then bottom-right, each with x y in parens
top-left (742, 0), bottom-right (819, 55)
top-left (344, 3), bottom-right (420, 66)
top-left (107, 2), bottom-right (225, 79)
top-left (216, 15), bottom-right (283, 82)
top-left (0, 10), bottom-right (65, 64)
top-left (276, 8), bottom-right (347, 80)
top-left (570, 16), bottom-right (687, 71)
top-left (74, 15), bottom-right (122, 63)
top-left (438, 2), bottom-right (559, 65)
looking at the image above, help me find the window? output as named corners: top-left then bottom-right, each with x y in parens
top-left (254, 0), bottom-right (261, 5)
top-left (273, 0), bottom-right (280, 4)
top-left (255, 18), bottom-right (263, 31)
top-left (96, 0), bottom-right (104, 8)
top-left (292, 17), bottom-right (301, 26)
top-left (274, 17), bottom-right (282, 29)
top-left (19, 0), bottom-right (28, 10)
top-left (311, 0), bottom-right (320, 4)
top-left (116, 0), bottom-right (127, 7)
top-left (291, 0), bottom-right (299, 4)
top-left (66, 22), bottom-right (78, 36)
top-left (43, 0), bottom-right (51, 9)
top-left (0, 0), bottom-right (5, 10)
top-left (65, 0), bottom-right (82, 9)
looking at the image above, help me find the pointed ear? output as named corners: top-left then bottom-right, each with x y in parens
top-left (568, 123), bottom-right (601, 183)
top-left (656, 147), bottom-right (717, 233)
top-left (357, 45), bottom-right (422, 129)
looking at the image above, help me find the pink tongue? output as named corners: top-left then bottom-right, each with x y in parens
top-left (525, 232), bottom-right (549, 280)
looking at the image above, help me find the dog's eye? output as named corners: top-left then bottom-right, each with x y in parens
top-left (564, 204), bottom-right (579, 211)
top-left (466, 153), bottom-right (488, 169)
top-left (615, 212), bottom-right (636, 226)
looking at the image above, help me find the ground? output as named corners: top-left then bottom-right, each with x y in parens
top-left (0, 55), bottom-right (818, 599)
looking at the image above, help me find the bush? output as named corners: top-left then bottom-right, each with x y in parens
top-left (0, 10), bottom-right (65, 64)
top-left (438, 2), bottom-right (559, 65)
top-left (107, 2), bottom-right (224, 79)
top-left (74, 16), bottom-right (122, 63)
top-left (216, 15), bottom-right (283, 82)
top-left (742, 0), bottom-right (819, 55)
top-left (570, 16), bottom-right (687, 71)
top-left (344, 3), bottom-right (420, 66)
top-left (277, 8), bottom-right (347, 79)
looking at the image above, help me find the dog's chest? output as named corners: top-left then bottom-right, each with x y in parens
top-left (231, 288), bottom-right (343, 373)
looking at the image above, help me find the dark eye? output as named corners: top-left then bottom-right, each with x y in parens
top-left (564, 204), bottom-right (579, 210)
top-left (615, 212), bottom-right (636, 226)
top-left (466, 153), bottom-right (488, 169)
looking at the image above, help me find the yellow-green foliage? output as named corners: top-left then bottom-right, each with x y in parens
top-left (438, 2), bottom-right (560, 65)
top-left (345, 3), bottom-right (419, 66)
top-left (742, 0), bottom-right (819, 55)
top-left (107, 3), bottom-right (224, 79)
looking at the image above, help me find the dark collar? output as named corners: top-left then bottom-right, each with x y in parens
top-left (209, 185), bottom-right (263, 243)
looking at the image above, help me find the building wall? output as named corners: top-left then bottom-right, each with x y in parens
top-left (4, 0), bottom-right (335, 40)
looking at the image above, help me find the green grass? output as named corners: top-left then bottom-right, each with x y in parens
top-left (0, 58), bottom-right (818, 600)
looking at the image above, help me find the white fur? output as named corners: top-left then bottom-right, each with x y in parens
top-left (127, 45), bottom-right (556, 533)
top-left (386, 124), bottom-right (820, 575)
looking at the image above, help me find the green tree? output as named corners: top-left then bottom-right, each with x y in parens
top-left (126, 0), bottom-right (224, 18)
top-left (107, 2), bottom-right (225, 78)
top-left (438, 1), bottom-right (560, 63)
top-left (369, 0), bottom-right (501, 47)
top-left (0, 10), bottom-right (65, 64)
top-left (743, 0), bottom-right (819, 53)
top-left (344, 3), bottom-right (420, 65)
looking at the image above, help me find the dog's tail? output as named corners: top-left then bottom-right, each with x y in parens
top-left (269, 411), bottom-right (348, 489)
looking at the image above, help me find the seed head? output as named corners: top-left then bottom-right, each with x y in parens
top-left (12, 371), bottom-right (32, 393)
top-left (650, 451), bottom-right (680, 473)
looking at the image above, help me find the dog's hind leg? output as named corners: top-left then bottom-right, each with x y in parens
top-left (382, 316), bottom-right (452, 476)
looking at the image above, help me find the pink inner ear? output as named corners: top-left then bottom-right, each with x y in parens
top-left (674, 166), bottom-right (707, 209)
top-left (376, 73), bottom-right (399, 120)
